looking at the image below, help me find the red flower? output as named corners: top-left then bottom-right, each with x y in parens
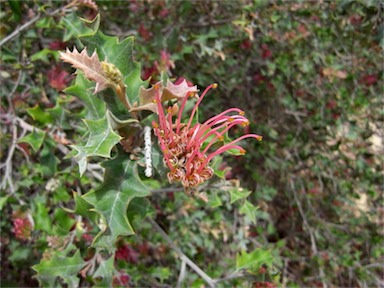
top-left (152, 83), bottom-right (262, 195)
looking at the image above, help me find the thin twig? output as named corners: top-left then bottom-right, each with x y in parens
top-left (176, 259), bottom-right (187, 288)
top-left (0, 4), bottom-right (71, 47)
top-left (0, 14), bottom-right (41, 47)
top-left (290, 179), bottom-right (327, 288)
top-left (0, 71), bottom-right (23, 196)
top-left (212, 271), bottom-right (244, 284)
top-left (147, 217), bottom-right (216, 288)
top-left (150, 187), bottom-right (183, 193)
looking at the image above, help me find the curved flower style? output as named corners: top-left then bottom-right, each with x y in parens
top-left (152, 83), bottom-right (262, 196)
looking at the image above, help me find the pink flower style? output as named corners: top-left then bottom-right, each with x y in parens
top-left (151, 82), bottom-right (262, 196)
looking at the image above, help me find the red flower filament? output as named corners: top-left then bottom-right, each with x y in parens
top-left (152, 83), bottom-right (262, 195)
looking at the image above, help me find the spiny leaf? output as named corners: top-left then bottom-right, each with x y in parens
top-left (79, 29), bottom-right (147, 118)
top-left (239, 200), bottom-right (258, 224)
top-left (64, 73), bottom-right (105, 120)
top-left (130, 79), bottom-right (198, 114)
top-left (236, 248), bottom-right (273, 273)
top-left (32, 250), bottom-right (86, 287)
top-left (79, 30), bottom-right (134, 75)
top-left (60, 13), bottom-right (100, 42)
top-left (106, 110), bottom-right (138, 130)
top-left (82, 151), bottom-right (150, 249)
top-left (60, 47), bottom-right (113, 94)
top-left (71, 115), bottom-right (122, 175)
top-left (229, 188), bottom-right (251, 204)
top-left (93, 255), bottom-right (114, 286)
top-left (18, 129), bottom-right (46, 152)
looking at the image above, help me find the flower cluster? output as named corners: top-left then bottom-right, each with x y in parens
top-left (12, 215), bottom-right (33, 240)
top-left (152, 83), bottom-right (262, 196)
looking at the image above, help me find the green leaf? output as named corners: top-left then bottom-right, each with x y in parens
top-left (230, 188), bottom-right (251, 204)
top-left (18, 129), bottom-right (46, 152)
top-left (79, 30), bottom-right (134, 75)
top-left (82, 151), bottom-right (150, 249)
top-left (124, 62), bottom-right (147, 108)
top-left (106, 110), bottom-right (138, 130)
top-left (46, 98), bottom-right (73, 130)
top-left (27, 105), bottom-right (54, 125)
top-left (236, 248), bottom-right (273, 273)
top-left (0, 195), bottom-right (9, 210)
top-left (30, 48), bottom-right (59, 63)
top-left (8, 0), bottom-right (21, 22)
top-left (126, 197), bottom-right (155, 231)
top-left (32, 250), bottom-right (86, 287)
top-left (71, 115), bottom-right (122, 175)
top-left (61, 13), bottom-right (100, 42)
top-left (208, 192), bottom-right (222, 208)
top-left (239, 200), bottom-right (258, 224)
top-left (38, 142), bottom-right (60, 177)
top-left (149, 267), bottom-right (171, 283)
top-left (63, 191), bottom-right (93, 217)
top-left (32, 195), bottom-right (52, 233)
top-left (64, 73), bottom-right (105, 120)
top-left (93, 255), bottom-right (115, 286)
top-left (79, 26), bottom-right (147, 118)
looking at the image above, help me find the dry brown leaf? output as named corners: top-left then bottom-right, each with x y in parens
top-left (60, 47), bottom-right (112, 94)
top-left (130, 79), bottom-right (198, 114)
top-left (322, 67), bottom-right (348, 80)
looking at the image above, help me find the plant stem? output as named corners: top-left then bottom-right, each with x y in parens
top-left (147, 217), bottom-right (216, 288)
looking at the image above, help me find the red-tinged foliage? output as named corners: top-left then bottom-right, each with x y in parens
top-left (47, 66), bottom-right (71, 91)
top-left (49, 41), bottom-right (67, 51)
top-left (112, 272), bottom-right (130, 287)
top-left (360, 74), bottom-right (378, 86)
top-left (253, 282), bottom-right (276, 288)
top-left (240, 39), bottom-right (252, 50)
top-left (349, 14), bottom-right (362, 26)
top-left (261, 44), bottom-right (272, 60)
top-left (115, 243), bottom-right (139, 264)
top-left (12, 216), bottom-right (33, 241)
top-left (81, 233), bottom-right (94, 243)
top-left (138, 23), bottom-right (152, 41)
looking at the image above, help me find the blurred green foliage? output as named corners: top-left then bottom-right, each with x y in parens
top-left (0, 0), bottom-right (382, 287)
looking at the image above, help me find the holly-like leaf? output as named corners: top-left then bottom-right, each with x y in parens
top-left (79, 30), bottom-right (134, 76)
top-left (18, 129), bottom-right (46, 152)
top-left (130, 79), bottom-right (198, 114)
top-left (93, 255), bottom-right (115, 286)
top-left (79, 28), bottom-right (147, 118)
top-left (239, 200), bottom-right (258, 224)
top-left (82, 151), bottom-right (150, 249)
top-left (126, 197), bottom-right (155, 231)
top-left (71, 115), bottom-right (122, 175)
top-left (32, 250), bottom-right (86, 287)
top-left (229, 188), bottom-right (251, 204)
top-left (106, 110), bottom-right (138, 130)
top-left (236, 248), bottom-right (273, 273)
top-left (60, 47), bottom-right (113, 94)
top-left (60, 13), bottom-right (100, 42)
top-left (64, 73), bottom-right (105, 120)
top-left (26, 105), bottom-right (54, 125)
top-left (63, 192), bottom-right (97, 221)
